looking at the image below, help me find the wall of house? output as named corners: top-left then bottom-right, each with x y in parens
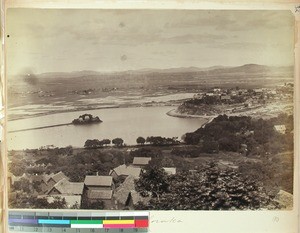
top-left (48, 188), bottom-right (61, 195)
top-left (89, 199), bottom-right (114, 210)
top-left (86, 186), bottom-right (112, 191)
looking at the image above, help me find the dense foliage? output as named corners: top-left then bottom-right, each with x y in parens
top-left (135, 162), bottom-right (272, 210)
top-left (136, 137), bottom-right (146, 145)
top-left (112, 138), bottom-right (124, 147)
top-left (84, 139), bottom-right (111, 148)
top-left (146, 136), bottom-right (180, 146)
top-left (184, 114), bottom-right (293, 155)
top-left (135, 164), bottom-right (169, 198)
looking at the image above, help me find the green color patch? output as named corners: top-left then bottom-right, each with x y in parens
top-left (70, 220), bottom-right (103, 224)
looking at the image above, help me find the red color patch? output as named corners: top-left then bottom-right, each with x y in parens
top-left (135, 220), bottom-right (149, 228)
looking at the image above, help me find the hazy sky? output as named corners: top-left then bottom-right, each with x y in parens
top-left (6, 9), bottom-right (294, 75)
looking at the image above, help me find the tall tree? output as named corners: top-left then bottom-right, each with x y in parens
top-left (112, 138), bottom-right (124, 147)
top-left (136, 137), bottom-right (146, 145)
top-left (135, 164), bottom-right (169, 199)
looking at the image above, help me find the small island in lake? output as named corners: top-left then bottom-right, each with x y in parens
top-left (72, 114), bottom-right (102, 125)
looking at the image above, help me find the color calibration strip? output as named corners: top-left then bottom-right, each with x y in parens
top-left (8, 211), bottom-right (149, 231)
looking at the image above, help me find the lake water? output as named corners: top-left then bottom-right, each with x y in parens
top-left (7, 106), bottom-right (207, 150)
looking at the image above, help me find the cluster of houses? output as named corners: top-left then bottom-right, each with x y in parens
top-left (9, 157), bottom-right (176, 209)
top-left (193, 84), bottom-right (293, 107)
top-left (194, 87), bottom-right (260, 101)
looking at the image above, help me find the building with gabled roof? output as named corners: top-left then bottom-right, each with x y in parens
top-left (132, 157), bottom-right (151, 168)
top-left (84, 175), bottom-right (113, 190)
top-left (46, 171), bottom-right (69, 187)
top-left (46, 178), bottom-right (84, 196)
top-left (109, 164), bottom-right (141, 180)
top-left (83, 174), bottom-right (114, 208)
top-left (274, 125), bottom-right (286, 134)
top-left (87, 189), bottom-right (113, 200)
top-left (87, 189), bottom-right (114, 209)
top-left (113, 175), bottom-right (150, 210)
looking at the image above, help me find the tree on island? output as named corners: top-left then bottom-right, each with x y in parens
top-left (112, 138), bottom-right (124, 147)
top-left (136, 136), bottom-right (146, 145)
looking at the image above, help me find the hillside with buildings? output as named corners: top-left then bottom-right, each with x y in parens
top-left (171, 83), bottom-right (293, 119)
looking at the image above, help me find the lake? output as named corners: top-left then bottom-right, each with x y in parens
top-left (7, 106), bottom-right (207, 150)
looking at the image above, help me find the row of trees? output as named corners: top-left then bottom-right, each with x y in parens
top-left (84, 136), bottom-right (180, 149)
top-left (137, 136), bottom-right (180, 146)
top-left (84, 138), bottom-right (123, 148)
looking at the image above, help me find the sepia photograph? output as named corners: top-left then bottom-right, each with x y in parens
top-left (6, 9), bottom-right (295, 211)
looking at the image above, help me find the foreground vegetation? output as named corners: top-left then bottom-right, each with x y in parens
top-left (8, 114), bottom-right (293, 209)
top-left (185, 113), bottom-right (293, 155)
top-left (135, 162), bottom-right (273, 210)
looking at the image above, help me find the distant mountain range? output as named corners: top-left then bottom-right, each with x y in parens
top-left (20, 64), bottom-right (292, 79)
top-left (8, 63), bottom-right (294, 109)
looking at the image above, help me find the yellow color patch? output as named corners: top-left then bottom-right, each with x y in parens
top-left (103, 220), bottom-right (135, 225)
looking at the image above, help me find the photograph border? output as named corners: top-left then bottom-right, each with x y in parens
top-left (1, 1), bottom-right (299, 233)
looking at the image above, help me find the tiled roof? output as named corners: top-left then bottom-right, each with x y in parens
top-left (51, 171), bottom-right (69, 183)
top-left (114, 175), bottom-right (150, 205)
top-left (29, 175), bottom-right (45, 183)
top-left (113, 175), bottom-right (135, 205)
top-left (87, 189), bottom-right (113, 200)
top-left (47, 178), bottom-right (84, 195)
top-left (132, 157), bottom-right (151, 166)
top-left (43, 173), bottom-right (54, 183)
top-left (110, 164), bottom-right (141, 178)
top-left (84, 175), bottom-right (112, 187)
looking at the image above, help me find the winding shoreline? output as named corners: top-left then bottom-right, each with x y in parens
top-left (166, 109), bottom-right (216, 128)
top-left (166, 109), bottom-right (216, 119)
